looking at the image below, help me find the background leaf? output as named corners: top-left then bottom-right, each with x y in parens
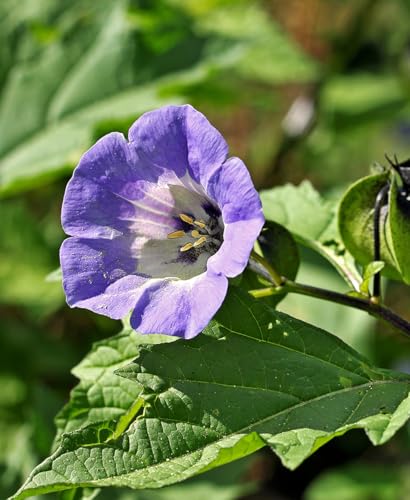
top-left (0, 0), bottom-right (240, 195)
top-left (306, 462), bottom-right (410, 500)
top-left (194, 2), bottom-right (319, 84)
top-left (260, 181), bottom-right (362, 290)
top-left (0, 199), bottom-right (63, 315)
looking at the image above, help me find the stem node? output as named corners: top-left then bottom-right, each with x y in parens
top-left (250, 253), bottom-right (410, 339)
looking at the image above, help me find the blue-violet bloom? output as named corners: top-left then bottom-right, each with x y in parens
top-left (60, 105), bottom-right (264, 338)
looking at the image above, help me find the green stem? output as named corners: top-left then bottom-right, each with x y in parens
top-left (282, 279), bottom-right (410, 337)
top-left (250, 255), bottom-right (410, 339)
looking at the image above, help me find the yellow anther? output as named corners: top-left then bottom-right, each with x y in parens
top-left (180, 242), bottom-right (194, 252)
top-left (193, 236), bottom-right (207, 247)
top-left (191, 229), bottom-right (201, 238)
top-left (179, 213), bottom-right (194, 225)
top-left (194, 219), bottom-right (206, 229)
top-left (167, 230), bottom-right (185, 239)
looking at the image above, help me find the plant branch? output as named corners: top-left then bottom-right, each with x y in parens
top-left (249, 254), bottom-right (410, 339)
top-left (281, 279), bottom-right (410, 337)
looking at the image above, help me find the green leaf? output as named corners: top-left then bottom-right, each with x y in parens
top-left (338, 173), bottom-right (401, 280)
top-left (55, 326), bottom-right (175, 442)
top-left (260, 181), bottom-right (362, 290)
top-left (13, 290), bottom-right (410, 499)
top-left (258, 221), bottom-right (300, 281)
top-left (306, 462), bottom-right (409, 500)
top-left (0, 1), bottom-right (238, 195)
top-left (0, 200), bottom-right (63, 314)
top-left (196, 3), bottom-right (319, 84)
top-left (65, 453), bottom-right (259, 500)
top-left (387, 181), bottom-right (410, 284)
top-left (359, 261), bottom-right (385, 296)
top-left (279, 255), bottom-right (376, 355)
top-left (242, 220), bottom-right (300, 307)
top-left (45, 267), bottom-right (62, 283)
top-left (322, 74), bottom-right (406, 120)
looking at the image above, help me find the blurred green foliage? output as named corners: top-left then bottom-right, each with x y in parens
top-left (1, 0), bottom-right (409, 498)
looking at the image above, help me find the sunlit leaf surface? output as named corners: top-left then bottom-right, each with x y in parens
top-left (13, 290), bottom-right (410, 498)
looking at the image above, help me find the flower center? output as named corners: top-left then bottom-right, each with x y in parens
top-left (167, 213), bottom-right (222, 255)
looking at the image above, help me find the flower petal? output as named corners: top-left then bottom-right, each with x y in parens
top-left (60, 237), bottom-right (145, 318)
top-left (207, 156), bottom-right (264, 224)
top-left (62, 169), bottom-right (193, 241)
top-left (62, 173), bottom-right (138, 239)
top-left (62, 130), bottom-right (218, 240)
top-left (207, 218), bottom-right (265, 278)
top-left (59, 105), bottom-right (263, 337)
top-left (129, 105), bottom-right (228, 186)
top-left (205, 156), bottom-right (264, 277)
top-left (130, 271), bottom-right (228, 339)
top-left (62, 132), bottom-right (138, 238)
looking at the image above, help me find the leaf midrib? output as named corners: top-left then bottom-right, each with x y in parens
top-left (109, 379), bottom-right (406, 489)
top-left (145, 378), bottom-right (408, 433)
top-left (20, 378), bottom-right (409, 498)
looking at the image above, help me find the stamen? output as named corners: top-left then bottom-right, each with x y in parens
top-left (191, 229), bottom-right (201, 238)
top-left (167, 230), bottom-right (185, 239)
top-left (179, 213), bottom-right (194, 225)
top-left (193, 236), bottom-right (207, 247)
top-left (180, 242), bottom-right (194, 252)
top-left (193, 219), bottom-right (206, 229)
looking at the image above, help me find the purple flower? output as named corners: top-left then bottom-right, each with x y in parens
top-left (60, 105), bottom-right (264, 339)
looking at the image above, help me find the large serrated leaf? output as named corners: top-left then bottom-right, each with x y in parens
top-left (55, 326), bottom-right (175, 442)
top-left (260, 181), bottom-right (362, 289)
top-left (12, 290), bottom-right (410, 499)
